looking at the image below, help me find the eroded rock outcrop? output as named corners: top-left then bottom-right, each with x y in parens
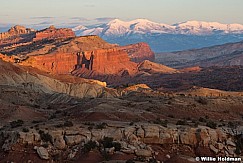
top-left (0, 25), bottom-right (35, 40)
top-left (0, 25), bottom-right (36, 48)
top-left (0, 59), bottom-right (117, 98)
top-left (120, 42), bottom-right (155, 63)
top-left (0, 25), bottom-right (75, 50)
top-left (1, 123), bottom-right (243, 161)
top-left (25, 48), bottom-right (138, 75)
top-left (138, 60), bottom-right (178, 74)
top-left (33, 25), bottom-right (75, 41)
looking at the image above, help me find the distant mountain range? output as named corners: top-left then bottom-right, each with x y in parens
top-left (73, 19), bottom-right (243, 52)
top-left (156, 41), bottom-right (243, 68)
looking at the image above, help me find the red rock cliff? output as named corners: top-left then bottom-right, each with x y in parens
top-left (26, 48), bottom-right (137, 75)
top-left (120, 42), bottom-right (155, 63)
top-left (28, 52), bottom-right (77, 74)
top-left (33, 26), bottom-right (75, 41)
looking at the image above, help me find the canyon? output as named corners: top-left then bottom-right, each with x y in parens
top-left (1, 26), bottom-right (243, 163)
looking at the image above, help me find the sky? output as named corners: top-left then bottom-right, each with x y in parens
top-left (0, 0), bottom-right (243, 30)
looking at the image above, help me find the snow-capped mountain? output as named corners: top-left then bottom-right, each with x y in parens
top-left (174, 21), bottom-right (243, 34)
top-left (73, 19), bottom-right (243, 52)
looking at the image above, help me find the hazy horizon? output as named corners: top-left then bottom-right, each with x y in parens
top-left (1, 0), bottom-right (243, 31)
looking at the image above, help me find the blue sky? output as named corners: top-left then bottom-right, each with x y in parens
top-left (0, 0), bottom-right (243, 30)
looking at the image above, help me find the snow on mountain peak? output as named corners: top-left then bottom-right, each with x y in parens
top-left (174, 20), bottom-right (243, 34)
top-left (73, 19), bottom-right (243, 36)
top-left (72, 25), bottom-right (87, 31)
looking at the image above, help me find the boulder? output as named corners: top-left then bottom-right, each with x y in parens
top-left (18, 132), bottom-right (35, 145)
top-left (105, 128), bottom-right (123, 141)
top-left (128, 134), bottom-right (139, 144)
top-left (216, 128), bottom-right (227, 142)
top-left (135, 149), bottom-right (152, 157)
top-left (226, 139), bottom-right (236, 147)
top-left (124, 126), bottom-right (136, 138)
top-left (35, 146), bottom-right (49, 160)
top-left (121, 149), bottom-right (134, 154)
top-left (136, 127), bottom-right (145, 138)
top-left (105, 147), bottom-right (115, 154)
top-left (64, 135), bottom-right (86, 146)
top-left (199, 128), bottom-right (210, 146)
top-left (208, 129), bottom-right (218, 143)
top-left (209, 144), bottom-right (219, 154)
top-left (216, 143), bottom-right (224, 150)
top-left (179, 128), bottom-right (198, 146)
top-left (54, 135), bottom-right (66, 149)
top-left (142, 125), bottom-right (160, 138)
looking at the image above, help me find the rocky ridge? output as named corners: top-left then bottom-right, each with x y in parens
top-left (0, 25), bottom-right (35, 40)
top-left (33, 25), bottom-right (75, 41)
top-left (119, 42), bottom-right (155, 63)
top-left (0, 25), bottom-right (75, 51)
top-left (1, 122), bottom-right (243, 162)
top-left (0, 58), bottom-right (115, 98)
top-left (156, 40), bottom-right (243, 68)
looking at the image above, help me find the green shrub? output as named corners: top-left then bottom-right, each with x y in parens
top-left (199, 117), bottom-right (207, 122)
top-left (194, 122), bottom-right (199, 128)
top-left (100, 137), bottom-right (121, 151)
top-left (10, 120), bottom-right (24, 128)
top-left (196, 97), bottom-right (208, 105)
top-left (64, 121), bottom-right (73, 127)
top-left (126, 159), bottom-right (135, 163)
top-left (113, 142), bottom-right (121, 151)
top-left (235, 134), bottom-right (243, 155)
top-left (153, 118), bottom-right (168, 127)
top-left (101, 150), bottom-right (111, 161)
top-left (96, 122), bottom-right (107, 129)
top-left (206, 121), bottom-right (217, 129)
top-left (168, 114), bottom-right (174, 118)
top-left (129, 122), bottom-right (134, 126)
top-left (228, 121), bottom-right (239, 129)
top-left (83, 140), bottom-right (97, 153)
top-left (101, 137), bottom-right (114, 148)
top-left (42, 143), bottom-right (49, 148)
top-left (49, 114), bottom-right (56, 119)
top-left (22, 128), bottom-right (29, 133)
top-left (32, 120), bottom-right (42, 124)
top-left (39, 130), bottom-right (53, 144)
top-left (176, 120), bottom-right (188, 125)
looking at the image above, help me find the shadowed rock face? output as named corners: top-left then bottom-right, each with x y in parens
top-left (0, 25), bottom-right (35, 40)
top-left (156, 41), bottom-right (243, 68)
top-left (120, 42), bottom-right (155, 63)
top-left (0, 25), bottom-right (36, 47)
top-left (0, 25), bottom-right (75, 49)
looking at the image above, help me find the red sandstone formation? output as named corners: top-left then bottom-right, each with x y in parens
top-left (0, 26), bottom-right (154, 82)
top-left (0, 25), bottom-right (35, 47)
top-left (120, 42), bottom-right (155, 63)
top-left (0, 25), bottom-right (35, 40)
top-left (33, 26), bottom-right (75, 41)
top-left (0, 25), bottom-right (75, 49)
top-left (26, 48), bottom-right (137, 75)
top-left (28, 52), bottom-right (77, 74)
